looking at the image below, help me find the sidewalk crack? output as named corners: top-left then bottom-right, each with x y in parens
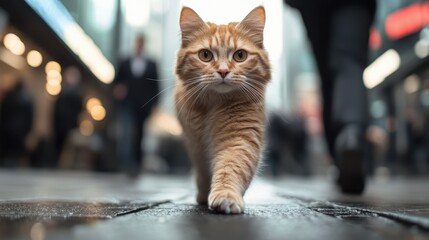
top-left (115, 200), bottom-right (171, 217)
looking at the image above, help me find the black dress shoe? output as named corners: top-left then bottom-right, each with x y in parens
top-left (335, 125), bottom-right (366, 194)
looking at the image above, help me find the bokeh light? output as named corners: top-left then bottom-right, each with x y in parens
top-left (86, 98), bottom-right (102, 113)
top-left (3, 33), bottom-right (26, 55)
top-left (45, 61), bottom-right (61, 74)
top-left (47, 70), bottom-right (62, 85)
top-left (90, 105), bottom-right (106, 121)
top-left (45, 82), bottom-right (62, 96)
top-left (403, 74), bottom-right (420, 94)
top-left (27, 50), bottom-right (43, 67)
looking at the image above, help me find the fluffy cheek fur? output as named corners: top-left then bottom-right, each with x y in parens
top-left (175, 6), bottom-right (270, 214)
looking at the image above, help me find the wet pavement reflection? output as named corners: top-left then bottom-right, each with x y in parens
top-left (0, 170), bottom-right (428, 240)
top-left (0, 200), bottom-right (166, 240)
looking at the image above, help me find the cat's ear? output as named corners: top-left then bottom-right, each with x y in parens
top-left (237, 6), bottom-right (266, 47)
top-left (179, 7), bottom-right (207, 47)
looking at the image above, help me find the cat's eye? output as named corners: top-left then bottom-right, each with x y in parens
top-left (198, 49), bottom-right (213, 62)
top-left (233, 50), bottom-right (248, 62)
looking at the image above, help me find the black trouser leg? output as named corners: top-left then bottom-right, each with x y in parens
top-left (299, 3), bottom-right (374, 160)
top-left (132, 110), bottom-right (150, 169)
top-left (299, 8), bottom-right (335, 157)
top-left (329, 3), bottom-right (373, 128)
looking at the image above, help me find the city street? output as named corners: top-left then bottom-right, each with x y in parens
top-left (0, 170), bottom-right (428, 240)
top-left (1, 1), bottom-right (429, 240)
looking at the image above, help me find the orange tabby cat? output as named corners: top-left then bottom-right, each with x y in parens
top-left (175, 6), bottom-right (271, 214)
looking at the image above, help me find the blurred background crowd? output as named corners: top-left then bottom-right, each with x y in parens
top-left (0, 0), bottom-right (428, 179)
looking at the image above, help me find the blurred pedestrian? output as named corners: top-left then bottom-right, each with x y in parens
top-left (0, 78), bottom-right (33, 167)
top-left (285, 0), bottom-right (376, 193)
top-left (113, 34), bottom-right (160, 177)
top-left (53, 66), bottom-right (83, 166)
top-left (266, 113), bottom-right (309, 176)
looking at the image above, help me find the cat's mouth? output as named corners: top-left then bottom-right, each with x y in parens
top-left (211, 80), bottom-right (236, 93)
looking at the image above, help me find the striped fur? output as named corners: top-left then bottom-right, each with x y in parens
top-left (175, 6), bottom-right (271, 214)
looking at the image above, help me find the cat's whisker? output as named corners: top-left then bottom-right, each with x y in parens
top-left (140, 84), bottom-right (176, 109)
top-left (245, 78), bottom-right (266, 88)
top-left (182, 78), bottom-right (205, 90)
top-left (195, 76), bottom-right (217, 83)
top-left (242, 82), bottom-right (264, 102)
top-left (244, 84), bottom-right (265, 99)
top-left (240, 84), bottom-right (272, 128)
top-left (185, 85), bottom-right (208, 125)
top-left (188, 75), bottom-right (210, 80)
top-left (176, 83), bottom-right (205, 118)
top-left (145, 78), bottom-right (176, 82)
top-left (182, 75), bottom-right (209, 84)
top-left (247, 78), bottom-right (266, 87)
top-left (241, 84), bottom-right (260, 106)
top-left (242, 80), bottom-right (266, 97)
top-left (238, 85), bottom-right (258, 106)
top-left (238, 81), bottom-right (258, 103)
top-left (179, 86), bottom-right (205, 125)
top-left (243, 84), bottom-right (272, 128)
top-left (176, 82), bottom-right (203, 107)
top-left (246, 74), bottom-right (266, 81)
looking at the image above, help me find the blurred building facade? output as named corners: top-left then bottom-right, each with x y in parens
top-left (365, 0), bottom-right (429, 174)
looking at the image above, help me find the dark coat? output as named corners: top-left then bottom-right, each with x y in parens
top-left (114, 58), bottom-right (160, 112)
top-left (0, 83), bottom-right (33, 154)
top-left (54, 86), bottom-right (82, 136)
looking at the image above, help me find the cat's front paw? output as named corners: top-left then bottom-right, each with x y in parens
top-left (208, 190), bottom-right (244, 214)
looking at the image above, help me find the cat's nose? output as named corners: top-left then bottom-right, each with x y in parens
top-left (217, 70), bottom-right (230, 79)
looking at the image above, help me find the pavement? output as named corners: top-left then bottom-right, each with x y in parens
top-left (0, 169), bottom-right (428, 240)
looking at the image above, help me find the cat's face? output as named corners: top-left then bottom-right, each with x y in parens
top-left (176, 6), bottom-right (271, 95)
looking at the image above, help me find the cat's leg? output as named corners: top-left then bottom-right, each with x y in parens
top-left (185, 137), bottom-right (211, 205)
top-left (194, 157), bottom-right (211, 205)
top-left (208, 129), bottom-right (262, 214)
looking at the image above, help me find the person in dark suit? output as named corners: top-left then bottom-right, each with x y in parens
top-left (285, 0), bottom-right (376, 193)
top-left (113, 34), bottom-right (160, 176)
top-left (54, 66), bottom-right (83, 166)
top-left (0, 79), bottom-right (33, 167)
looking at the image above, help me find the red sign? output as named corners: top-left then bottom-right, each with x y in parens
top-left (385, 2), bottom-right (429, 40)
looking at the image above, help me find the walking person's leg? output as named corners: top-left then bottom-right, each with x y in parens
top-left (328, 2), bottom-right (376, 194)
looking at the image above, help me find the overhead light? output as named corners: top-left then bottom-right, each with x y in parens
top-left (46, 64), bottom-right (62, 86)
top-left (24, 0), bottom-right (114, 84)
top-left (414, 39), bottom-right (429, 59)
top-left (403, 74), bottom-right (420, 94)
top-left (45, 61), bottom-right (61, 74)
top-left (3, 33), bottom-right (25, 55)
top-left (47, 69), bottom-right (62, 79)
top-left (90, 105), bottom-right (106, 121)
top-left (47, 77), bottom-right (61, 87)
top-left (85, 97), bottom-right (106, 121)
top-left (46, 82), bottom-right (62, 96)
top-left (27, 50), bottom-right (43, 67)
top-left (64, 23), bottom-right (114, 84)
top-left (364, 49), bottom-right (401, 89)
top-left (86, 98), bottom-right (102, 113)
